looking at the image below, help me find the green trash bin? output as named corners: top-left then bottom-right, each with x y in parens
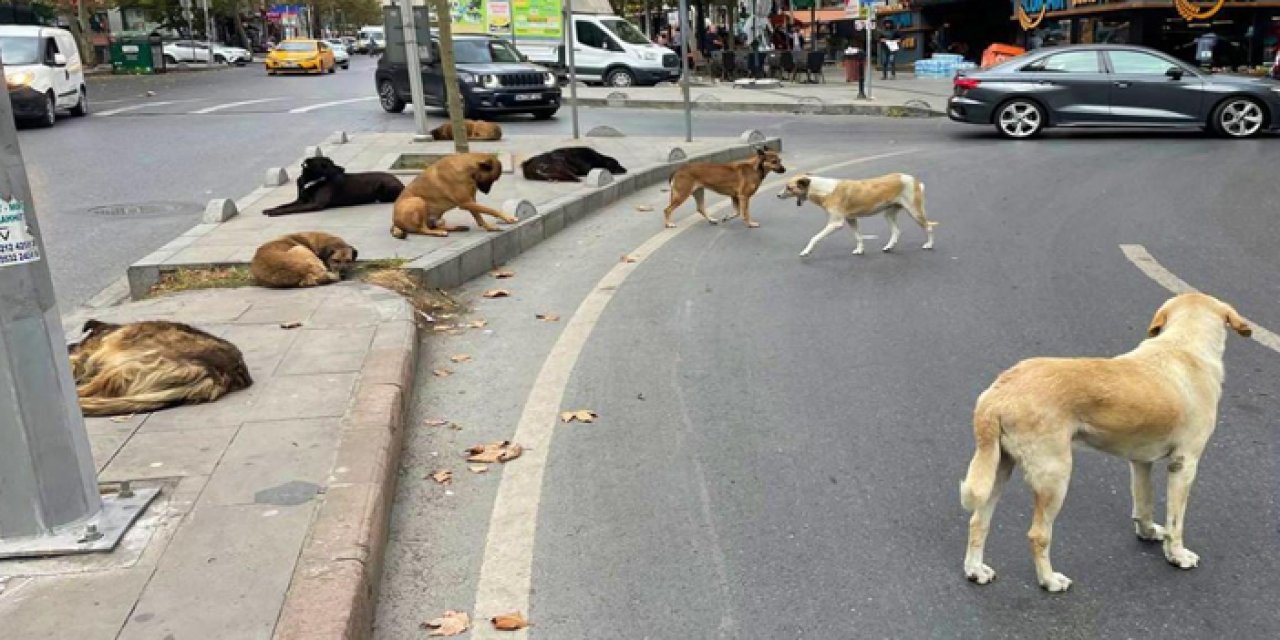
top-left (110, 36), bottom-right (158, 74)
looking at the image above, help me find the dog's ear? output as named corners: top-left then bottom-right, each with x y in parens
top-left (82, 319), bottom-right (105, 334)
top-left (317, 246), bottom-right (334, 264)
top-left (797, 177), bottom-right (811, 188)
top-left (1224, 305), bottom-right (1252, 338)
top-left (349, 246), bottom-right (359, 262)
top-left (1147, 306), bottom-right (1169, 337)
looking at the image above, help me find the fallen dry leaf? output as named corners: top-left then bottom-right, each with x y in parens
top-left (429, 470), bottom-right (453, 485)
top-left (422, 610), bottom-right (470, 636)
top-left (424, 418), bottom-right (449, 427)
top-left (491, 612), bottom-right (529, 631)
top-left (450, 354), bottom-right (473, 364)
top-left (468, 464), bottom-right (489, 474)
top-left (433, 368), bottom-right (453, 378)
top-left (279, 321), bottom-right (303, 329)
top-left (482, 289), bottom-right (511, 299)
top-left (559, 409), bottom-right (598, 424)
top-left (466, 441), bottom-right (523, 464)
top-left (635, 204), bottom-right (654, 212)
top-left (535, 313), bottom-right (561, 322)
top-left (492, 269), bottom-right (515, 279)
top-left (621, 255), bottom-right (638, 263)
top-left (467, 319), bottom-right (488, 329)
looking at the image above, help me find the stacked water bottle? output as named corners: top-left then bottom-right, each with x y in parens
top-left (914, 54), bottom-right (976, 79)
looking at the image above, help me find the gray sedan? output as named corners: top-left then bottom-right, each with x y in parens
top-left (948, 44), bottom-right (1280, 139)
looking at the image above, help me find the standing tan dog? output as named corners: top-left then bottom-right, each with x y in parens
top-left (960, 293), bottom-right (1252, 592)
top-left (70, 320), bottom-right (253, 416)
top-left (776, 173), bottom-right (936, 257)
top-left (430, 120), bottom-right (503, 141)
top-left (663, 148), bottom-right (786, 229)
top-left (391, 153), bottom-right (512, 238)
top-left (250, 231), bottom-right (357, 288)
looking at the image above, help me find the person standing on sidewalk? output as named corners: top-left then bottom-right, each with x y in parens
top-left (879, 19), bottom-right (900, 80)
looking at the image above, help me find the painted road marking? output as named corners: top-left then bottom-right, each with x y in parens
top-left (1121, 244), bottom-right (1280, 353)
top-left (190, 98), bottom-right (283, 114)
top-left (287, 96), bottom-right (377, 113)
top-left (94, 101), bottom-right (176, 117)
top-left (468, 148), bottom-right (920, 638)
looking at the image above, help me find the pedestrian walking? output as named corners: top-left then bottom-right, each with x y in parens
top-left (879, 19), bottom-right (899, 80)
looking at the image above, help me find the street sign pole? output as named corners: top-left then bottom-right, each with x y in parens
top-left (202, 0), bottom-right (213, 60)
top-left (0, 63), bottom-right (157, 560)
top-left (399, 0), bottom-right (431, 141)
top-left (866, 3), bottom-right (875, 99)
top-left (564, 0), bottom-right (580, 139)
top-left (677, 0), bottom-right (692, 142)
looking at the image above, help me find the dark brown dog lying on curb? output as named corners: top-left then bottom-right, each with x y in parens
top-left (521, 147), bottom-right (628, 182)
top-left (663, 147), bottom-right (786, 229)
top-left (263, 156), bottom-right (404, 217)
top-left (391, 152), bottom-right (514, 238)
top-left (250, 231), bottom-right (358, 288)
top-left (430, 120), bottom-right (503, 141)
top-left (70, 320), bottom-right (252, 417)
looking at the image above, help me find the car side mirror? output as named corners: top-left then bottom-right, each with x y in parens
top-left (1166, 66), bottom-right (1183, 80)
top-left (520, 54), bottom-right (529, 62)
top-left (53, 53), bottom-right (67, 67)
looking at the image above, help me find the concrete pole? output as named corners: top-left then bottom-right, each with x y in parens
top-left (865, 4), bottom-right (874, 99)
top-left (564, 0), bottom-right (580, 140)
top-left (678, 0), bottom-right (692, 142)
top-left (400, 0), bottom-right (430, 141)
top-left (432, 0), bottom-right (470, 152)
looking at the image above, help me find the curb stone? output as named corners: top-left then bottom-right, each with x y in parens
top-left (572, 96), bottom-right (941, 117)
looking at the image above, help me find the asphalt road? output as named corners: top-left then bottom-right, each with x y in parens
top-left (376, 121), bottom-right (1280, 638)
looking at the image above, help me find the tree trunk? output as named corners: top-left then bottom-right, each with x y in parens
top-left (69, 3), bottom-right (97, 68)
top-left (432, 0), bottom-right (469, 152)
top-left (234, 2), bottom-right (251, 50)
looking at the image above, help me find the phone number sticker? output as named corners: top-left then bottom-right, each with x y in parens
top-left (0, 196), bottom-right (42, 267)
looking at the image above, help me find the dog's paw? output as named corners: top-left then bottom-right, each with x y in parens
top-left (881, 245), bottom-right (896, 253)
top-left (922, 241), bottom-right (934, 250)
top-left (664, 223), bottom-right (677, 229)
top-left (746, 222), bottom-right (760, 229)
top-left (1134, 520), bottom-right (1166, 542)
top-left (965, 563), bottom-right (996, 585)
top-left (503, 216), bottom-right (519, 224)
top-left (799, 250), bottom-right (812, 258)
top-left (1165, 546), bottom-right (1200, 569)
top-left (852, 248), bottom-right (865, 256)
top-left (1039, 572), bottom-right (1073, 593)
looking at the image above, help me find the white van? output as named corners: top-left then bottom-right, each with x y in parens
top-left (565, 14), bottom-right (678, 87)
top-left (356, 25), bottom-right (385, 54)
top-left (1, 25), bottom-right (88, 127)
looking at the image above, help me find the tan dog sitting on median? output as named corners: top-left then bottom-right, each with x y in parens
top-left (390, 153), bottom-right (513, 238)
top-left (663, 147), bottom-right (786, 229)
top-left (430, 120), bottom-right (503, 141)
top-left (250, 231), bottom-right (357, 288)
top-left (776, 173), bottom-right (936, 257)
top-left (960, 292), bottom-right (1252, 592)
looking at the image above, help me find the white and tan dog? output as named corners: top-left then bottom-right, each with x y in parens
top-left (960, 292), bottom-right (1252, 592)
top-left (776, 173), bottom-right (936, 257)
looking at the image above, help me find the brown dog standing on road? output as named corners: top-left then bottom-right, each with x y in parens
top-left (250, 231), bottom-right (358, 288)
top-left (663, 148), bottom-right (786, 229)
top-left (960, 292), bottom-right (1252, 592)
top-left (430, 120), bottom-right (503, 141)
top-left (391, 153), bottom-right (513, 238)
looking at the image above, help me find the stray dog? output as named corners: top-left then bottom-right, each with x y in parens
top-left (390, 153), bottom-right (512, 238)
top-left (70, 320), bottom-right (253, 417)
top-left (960, 292), bottom-right (1252, 592)
top-left (663, 147), bottom-right (785, 228)
top-left (430, 120), bottom-right (503, 141)
top-left (776, 173), bottom-right (937, 257)
top-left (521, 147), bottom-right (627, 182)
top-left (251, 231), bottom-right (358, 288)
top-left (263, 157), bottom-right (404, 217)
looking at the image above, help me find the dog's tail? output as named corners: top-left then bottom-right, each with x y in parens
top-left (959, 405), bottom-right (1002, 512)
top-left (78, 372), bottom-right (239, 417)
top-left (913, 178), bottom-right (940, 229)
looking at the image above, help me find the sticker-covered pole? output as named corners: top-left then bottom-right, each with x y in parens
top-left (0, 61), bottom-right (106, 549)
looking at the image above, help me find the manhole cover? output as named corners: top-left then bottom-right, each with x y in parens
top-left (87, 202), bottom-right (198, 218)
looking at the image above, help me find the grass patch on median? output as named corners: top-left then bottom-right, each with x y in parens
top-left (148, 266), bottom-right (255, 297)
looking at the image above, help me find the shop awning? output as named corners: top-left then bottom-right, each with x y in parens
top-left (784, 9), bottom-right (857, 25)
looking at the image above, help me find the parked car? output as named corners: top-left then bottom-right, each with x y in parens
top-left (560, 14), bottom-right (679, 87)
top-left (265, 39), bottom-right (337, 75)
top-left (163, 41), bottom-right (252, 65)
top-left (948, 44), bottom-right (1280, 139)
top-left (340, 36), bottom-right (356, 54)
top-left (326, 39), bottom-right (351, 69)
top-left (376, 34), bottom-right (560, 120)
top-left (1, 24), bottom-right (88, 127)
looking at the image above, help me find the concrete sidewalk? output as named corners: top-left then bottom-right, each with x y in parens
top-left (0, 283), bottom-right (416, 640)
top-left (572, 71), bottom-right (952, 116)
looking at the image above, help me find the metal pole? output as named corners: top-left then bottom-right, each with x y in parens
top-left (400, 0), bottom-right (430, 141)
top-left (202, 0), bottom-right (213, 61)
top-left (564, 0), bottom-right (580, 140)
top-left (677, 0), bottom-right (692, 142)
top-left (0, 62), bottom-right (157, 559)
top-left (432, 0), bottom-right (470, 152)
top-left (864, 5), bottom-right (873, 100)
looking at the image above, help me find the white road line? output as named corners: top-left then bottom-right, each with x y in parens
top-left (1121, 244), bottom-right (1280, 353)
top-left (468, 148), bottom-right (920, 638)
top-left (94, 101), bottom-right (176, 117)
top-left (189, 98), bottom-right (283, 114)
top-left (287, 96), bottom-right (377, 113)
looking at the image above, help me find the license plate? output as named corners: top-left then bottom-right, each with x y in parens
top-left (283, 62), bottom-right (297, 68)
top-left (514, 94), bottom-right (539, 102)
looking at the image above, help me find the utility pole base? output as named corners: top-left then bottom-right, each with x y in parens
top-left (0, 486), bottom-right (159, 560)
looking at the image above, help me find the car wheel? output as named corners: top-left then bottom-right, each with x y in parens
top-left (70, 86), bottom-right (89, 117)
top-left (1211, 97), bottom-right (1265, 138)
top-left (342, 63), bottom-right (349, 70)
top-left (378, 80), bottom-right (406, 113)
top-left (531, 108), bottom-right (557, 120)
top-left (164, 54), bottom-right (177, 65)
top-left (605, 67), bottom-right (636, 88)
top-left (215, 55), bottom-right (227, 64)
top-left (35, 91), bottom-right (57, 128)
top-left (328, 63), bottom-right (336, 74)
top-left (995, 99), bottom-right (1044, 139)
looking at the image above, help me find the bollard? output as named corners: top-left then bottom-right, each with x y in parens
top-left (264, 167), bottom-right (290, 187)
top-left (203, 198), bottom-right (239, 223)
top-left (586, 125), bottom-right (625, 138)
top-left (585, 168), bottom-right (614, 187)
top-left (740, 129), bottom-right (766, 144)
top-left (304, 145), bottom-right (325, 158)
top-left (501, 199), bottom-right (537, 220)
top-left (664, 147), bottom-right (687, 163)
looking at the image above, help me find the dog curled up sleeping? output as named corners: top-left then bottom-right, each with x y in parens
top-left (777, 173), bottom-right (937, 257)
top-left (429, 120), bottom-right (503, 141)
top-left (391, 152), bottom-right (514, 238)
top-left (263, 157), bottom-right (403, 217)
top-left (521, 147), bottom-right (627, 182)
top-left (251, 231), bottom-right (357, 288)
top-left (960, 293), bottom-right (1251, 592)
top-left (70, 320), bottom-right (252, 417)
top-left (663, 147), bottom-right (785, 229)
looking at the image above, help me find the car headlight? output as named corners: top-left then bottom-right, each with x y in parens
top-left (480, 74), bottom-right (500, 89)
top-left (543, 71), bottom-right (556, 87)
top-left (5, 71), bottom-right (34, 87)
top-left (458, 72), bottom-right (477, 84)
top-left (1272, 86), bottom-right (1280, 95)
top-left (641, 51), bottom-right (657, 61)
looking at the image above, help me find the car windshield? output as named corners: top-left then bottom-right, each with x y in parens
top-left (453, 39), bottom-right (522, 64)
top-left (277, 42), bottom-right (315, 52)
top-left (0, 36), bottom-right (39, 65)
top-left (601, 19), bottom-right (651, 46)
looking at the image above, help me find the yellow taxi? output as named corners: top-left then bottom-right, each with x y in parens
top-left (265, 39), bottom-right (336, 75)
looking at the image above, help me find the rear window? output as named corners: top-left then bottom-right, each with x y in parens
top-left (0, 36), bottom-right (40, 65)
top-left (277, 42), bottom-right (316, 52)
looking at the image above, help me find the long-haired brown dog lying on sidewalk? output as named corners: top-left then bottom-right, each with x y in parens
top-left (663, 147), bottom-right (786, 229)
top-left (391, 152), bottom-right (515, 238)
top-left (430, 120), bottom-right (503, 141)
top-left (70, 320), bottom-right (253, 416)
top-left (251, 231), bottom-right (358, 288)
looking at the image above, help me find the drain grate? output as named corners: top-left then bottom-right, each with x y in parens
top-left (86, 202), bottom-right (199, 218)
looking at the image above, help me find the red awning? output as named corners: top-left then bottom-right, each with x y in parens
top-left (785, 9), bottom-right (857, 25)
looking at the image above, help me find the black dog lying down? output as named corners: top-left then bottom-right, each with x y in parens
top-left (263, 157), bottom-right (405, 217)
top-left (521, 147), bottom-right (628, 182)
